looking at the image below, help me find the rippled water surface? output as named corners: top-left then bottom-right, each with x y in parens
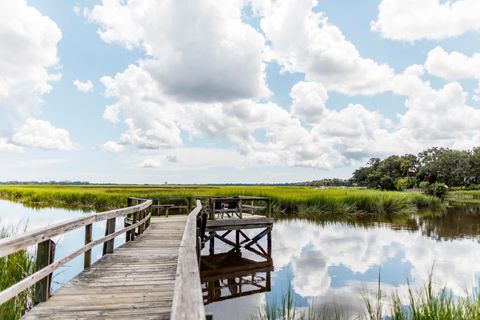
top-left (204, 205), bottom-right (480, 319)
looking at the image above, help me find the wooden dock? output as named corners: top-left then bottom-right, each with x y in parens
top-left (0, 196), bottom-right (274, 320)
top-left (22, 216), bottom-right (187, 320)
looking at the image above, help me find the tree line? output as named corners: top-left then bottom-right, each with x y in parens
top-left (352, 147), bottom-right (480, 192)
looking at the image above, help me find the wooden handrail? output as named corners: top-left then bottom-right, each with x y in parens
top-left (171, 200), bottom-right (206, 320)
top-left (0, 198), bottom-right (152, 306)
top-left (0, 199), bottom-right (151, 257)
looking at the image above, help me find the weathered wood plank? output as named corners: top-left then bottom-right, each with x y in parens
top-left (22, 215), bottom-right (193, 320)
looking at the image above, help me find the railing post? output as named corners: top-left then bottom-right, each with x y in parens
top-left (131, 211), bottom-right (137, 241)
top-left (267, 227), bottom-right (272, 257)
top-left (146, 206), bottom-right (151, 229)
top-left (239, 199), bottom-right (243, 219)
top-left (34, 239), bottom-right (55, 304)
top-left (267, 199), bottom-right (272, 218)
top-left (138, 210), bottom-right (143, 235)
top-left (84, 224), bottom-right (92, 269)
top-left (103, 218), bottom-right (116, 255)
top-left (209, 199), bottom-right (215, 220)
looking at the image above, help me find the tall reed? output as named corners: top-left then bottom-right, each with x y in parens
top-left (254, 273), bottom-right (480, 320)
top-left (0, 228), bottom-right (35, 320)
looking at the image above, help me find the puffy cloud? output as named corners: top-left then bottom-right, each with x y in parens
top-left (475, 83), bottom-right (480, 102)
top-left (102, 105), bottom-right (121, 124)
top-left (89, 0), bottom-right (480, 172)
top-left (12, 118), bottom-right (74, 151)
top-left (0, 138), bottom-right (23, 153)
top-left (0, 0), bottom-right (61, 115)
top-left (425, 46), bottom-right (480, 81)
top-left (138, 159), bottom-right (162, 168)
top-left (392, 66), bottom-right (480, 142)
top-left (73, 79), bottom-right (94, 93)
top-left (87, 0), bottom-right (269, 103)
top-left (99, 140), bottom-right (124, 153)
top-left (73, 6), bottom-right (81, 16)
top-left (101, 64), bottom-right (184, 149)
top-left (133, 148), bottom-right (251, 171)
top-left (400, 82), bottom-right (480, 140)
top-left (290, 81), bottom-right (328, 124)
top-left (261, 0), bottom-right (395, 95)
top-left (372, 0), bottom-right (480, 41)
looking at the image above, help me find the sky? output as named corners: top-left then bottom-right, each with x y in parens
top-left (1, 0), bottom-right (480, 184)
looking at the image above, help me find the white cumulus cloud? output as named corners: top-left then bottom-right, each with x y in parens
top-left (261, 0), bottom-right (395, 96)
top-left (425, 46), bottom-right (480, 81)
top-left (139, 159), bottom-right (162, 168)
top-left (73, 79), bottom-right (94, 93)
top-left (99, 141), bottom-right (124, 153)
top-left (0, 0), bottom-right (61, 116)
top-left (290, 81), bottom-right (328, 124)
top-left (0, 138), bottom-right (23, 153)
top-left (12, 118), bottom-right (74, 151)
top-left (87, 0), bottom-right (269, 103)
top-left (86, 0), bottom-right (480, 172)
top-left (372, 0), bottom-right (480, 41)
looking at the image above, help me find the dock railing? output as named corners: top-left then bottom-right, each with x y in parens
top-left (0, 197), bottom-right (152, 306)
top-left (171, 199), bottom-right (206, 320)
top-left (205, 196), bottom-right (272, 220)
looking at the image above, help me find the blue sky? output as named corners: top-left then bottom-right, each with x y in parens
top-left (1, 0), bottom-right (480, 183)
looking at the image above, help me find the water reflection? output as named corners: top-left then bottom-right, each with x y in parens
top-left (206, 204), bottom-right (480, 320)
top-left (418, 203), bottom-right (480, 240)
top-left (201, 251), bottom-right (272, 304)
top-left (2, 199), bottom-right (479, 319)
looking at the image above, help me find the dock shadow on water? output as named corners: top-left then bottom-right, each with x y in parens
top-left (203, 203), bottom-right (480, 320)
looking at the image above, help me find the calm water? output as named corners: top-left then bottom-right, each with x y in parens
top-left (204, 205), bottom-right (480, 319)
top-left (0, 199), bottom-right (126, 292)
top-left (1, 199), bottom-right (479, 319)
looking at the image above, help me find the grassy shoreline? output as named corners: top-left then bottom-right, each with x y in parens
top-left (0, 185), bottom-right (442, 218)
top-left (0, 229), bottom-right (35, 320)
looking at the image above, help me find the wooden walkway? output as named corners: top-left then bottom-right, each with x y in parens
top-left (23, 216), bottom-right (187, 320)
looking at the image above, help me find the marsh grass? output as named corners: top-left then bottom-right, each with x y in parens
top-left (0, 228), bottom-right (35, 320)
top-left (447, 190), bottom-right (480, 205)
top-left (365, 273), bottom-right (480, 320)
top-left (0, 185), bottom-right (442, 218)
top-left (254, 273), bottom-right (480, 320)
top-left (251, 287), bottom-right (341, 320)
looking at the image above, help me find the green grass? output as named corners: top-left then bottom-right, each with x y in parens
top-left (364, 272), bottom-right (480, 320)
top-left (448, 190), bottom-right (480, 204)
top-left (0, 228), bottom-right (35, 320)
top-left (254, 274), bottom-right (480, 320)
top-left (251, 286), bottom-right (340, 320)
top-left (0, 185), bottom-right (442, 218)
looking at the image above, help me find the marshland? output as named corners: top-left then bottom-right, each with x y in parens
top-left (1, 181), bottom-right (479, 319)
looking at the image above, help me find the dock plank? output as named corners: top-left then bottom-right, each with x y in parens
top-left (22, 216), bottom-right (187, 320)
